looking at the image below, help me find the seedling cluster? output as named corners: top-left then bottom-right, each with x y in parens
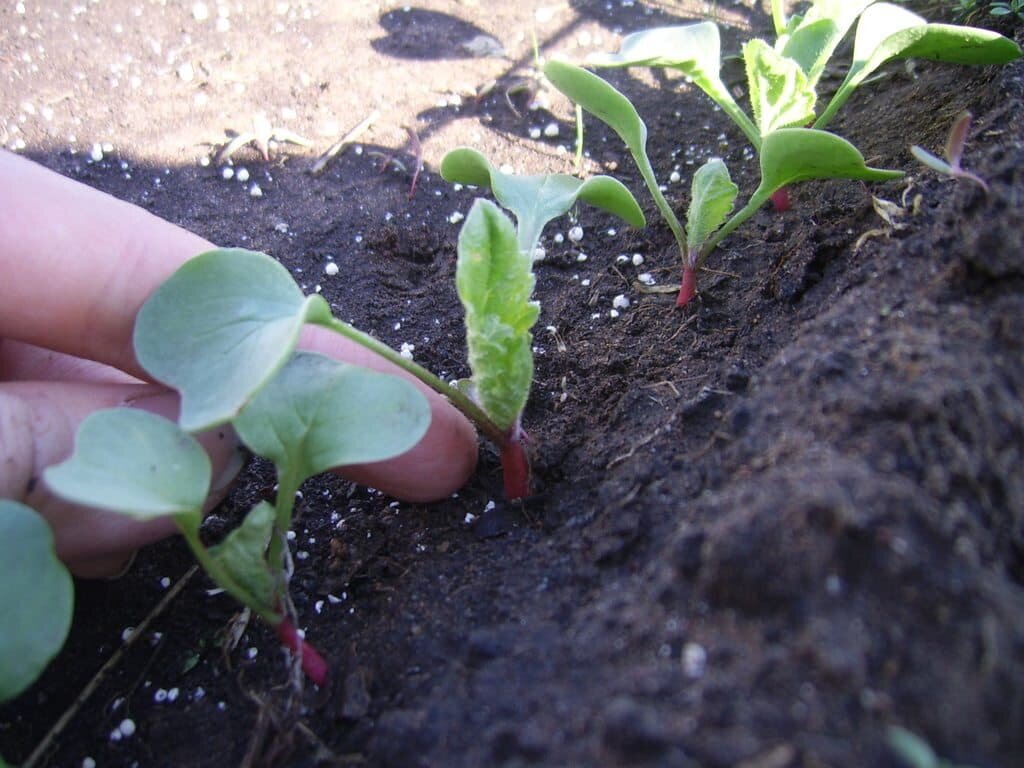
top-left (3, 0), bottom-right (1021, 727)
top-left (543, 0), bottom-right (1019, 305)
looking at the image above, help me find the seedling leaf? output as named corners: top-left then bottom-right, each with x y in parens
top-left (232, 351), bottom-right (431, 485)
top-left (706, 129), bottom-right (903, 256)
top-left (687, 159), bottom-right (738, 258)
top-left (206, 501), bottom-right (278, 616)
top-left (759, 128), bottom-right (904, 191)
top-left (134, 248), bottom-right (333, 432)
top-left (816, 3), bottom-right (1022, 128)
top-left (440, 147), bottom-right (645, 254)
top-left (44, 408), bottom-right (211, 522)
top-left (457, 200), bottom-right (539, 432)
top-left (586, 24), bottom-right (760, 146)
top-left (778, 0), bottom-right (875, 86)
top-left (744, 38), bottom-right (818, 135)
top-left (910, 145), bottom-right (954, 176)
top-left (910, 111), bottom-right (989, 191)
top-left (0, 500), bottom-right (73, 702)
top-left (886, 726), bottom-right (939, 768)
top-left (544, 60), bottom-right (688, 252)
top-left (543, 60), bottom-right (647, 158)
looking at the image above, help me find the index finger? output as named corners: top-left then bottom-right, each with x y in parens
top-left (0, 151), bottom-right (211, 377)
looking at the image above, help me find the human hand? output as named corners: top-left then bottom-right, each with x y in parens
top-left (0, 151), bottom-right (477, 578)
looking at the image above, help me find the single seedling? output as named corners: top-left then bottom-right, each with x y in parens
top-left (45, 352), bottom-right (432, 686)
top-left (215, 113), bottom-right (313, 164)
top-left (911, 111), bottom-right (989, 192)
top-left (440, 148), bottom-right (644, 496)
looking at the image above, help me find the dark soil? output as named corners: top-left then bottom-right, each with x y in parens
top-left (3, 1), bottom-right (1024, 767)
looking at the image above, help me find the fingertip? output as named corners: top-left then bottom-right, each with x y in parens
top-left (340, 395), bottom-right (479, 502)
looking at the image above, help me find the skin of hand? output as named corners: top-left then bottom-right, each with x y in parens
top-left (0, 150), bottom-right (478, 578)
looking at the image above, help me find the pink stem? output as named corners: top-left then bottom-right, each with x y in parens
top-left (770, 187), bottom-right (791, 212)
top-left (500, 426), bottom-right (531, 501)
top-left (276, 619), bottom-right (329, 686)
top-left (676, 266), bottom-right (697, 308)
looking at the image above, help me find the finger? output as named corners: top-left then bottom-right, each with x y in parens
top-left (0, 151), bottom-right (212, 377)
top-left (0, 338), bottom-right (140, 384)
top-left (298, 325), bottom-right (479, 501)
top-left (0, 382), bottom-right (244, 578)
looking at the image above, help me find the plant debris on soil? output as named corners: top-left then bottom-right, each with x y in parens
top-left (2, 1), bottom-right (1023, 767)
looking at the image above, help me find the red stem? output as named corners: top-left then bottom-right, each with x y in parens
top-left (770, 187), bottom-right (791, 212)
top-left (276, 618), bottom-right (329, 686)
top-left (500, 426), bottom-right (531, 501)
top-left (676, 266), bottom-right (697, 308)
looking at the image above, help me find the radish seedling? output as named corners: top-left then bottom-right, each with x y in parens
top-left (440, 149), bottom-right (645, 497)
top-left (544, 61), bottom-right (902, 306)
top-left (454, 200), bottom-right (539, 500)
top-left (911, 111), bottom-right (989, 191)
top-left (584, 1), bottom-right (1019, 211)
top-left (0, 500), bottom-right (73, 703)
top-left (45, 353), bottom-right (431, 686)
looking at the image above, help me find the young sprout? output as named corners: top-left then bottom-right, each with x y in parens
top-left (911, 112), bottom-right (989, 192)
top-left (544, 61), bottom-right (903, 306)
top-left (441, 148), bottom-right (645, 497)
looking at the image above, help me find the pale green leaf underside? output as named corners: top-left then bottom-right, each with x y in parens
top-left (687, 159), bottom-right (738, 254)
top-left (744, 38), bottom-right (817, 136)
top-left (543, 60), bottom-right (647, 157)
top-left (207, 501), bottom-right (278, 616)
top-left (44, 408), bottom-right (211, 522)
top-left (233, 352), bottom-right (431, 485)
top-left (779, 0), bottom-right (874, 86)
top-left (817, 3), bottom-right (1022, 127)
top-left (134, 248), bottom-right (333, 433)
top-left (910, 145), bottom-right (954, 176)
top-left (456, 200), bottom-right (539, 431)
top-left (0, 500), bottom-right (73, 702)
top-left (440, 147), bottom-right (645, 253)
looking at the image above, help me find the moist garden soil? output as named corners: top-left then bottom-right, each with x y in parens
top-left (3, 1), bottom-right (1024, 766)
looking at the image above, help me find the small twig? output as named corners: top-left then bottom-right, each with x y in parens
top-left (309, 111), bottom-right (378, 176)
top-left (24, 566), bottom-right (199, 768)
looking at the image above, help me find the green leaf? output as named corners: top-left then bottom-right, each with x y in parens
top-left (705, 129), bottom-right (903, 256)
top-left (886, 726), bottom-right (939, 768)
top-left (134, 248), bottom-right (333, 432)
top-left (585, 23), bottom-right (761, 146)
top-left (44, 408), bottom-right (211, 523)
top-left (778, 0), bottom-right (875, 86)
top-left (816, 3), bottom-right (1022, 127)
top-left (233, 352), bottom-right (432, 485)
top-left (0, 500), bottom-right (73, 702)
top-left (206, 501), bottom-right (278, 616)
top-left (543, 60), bottom-right (689, 250)
top-left (910, 145), bottom-right (955, 176)
top-left (456, 200), bottom-right (539, 432)
top-left (440, 147), bottom-right (645, 255)
top-left (686, 159), bottom-right (738, 257)
top-left (543, 60), bottom-right (647, 159)
top-left (758, 128), bottom-right (904, 192)
top-left (40, 408), bottom-right (284, 620)
top-left (743, 38), bottom-right (818, 135)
